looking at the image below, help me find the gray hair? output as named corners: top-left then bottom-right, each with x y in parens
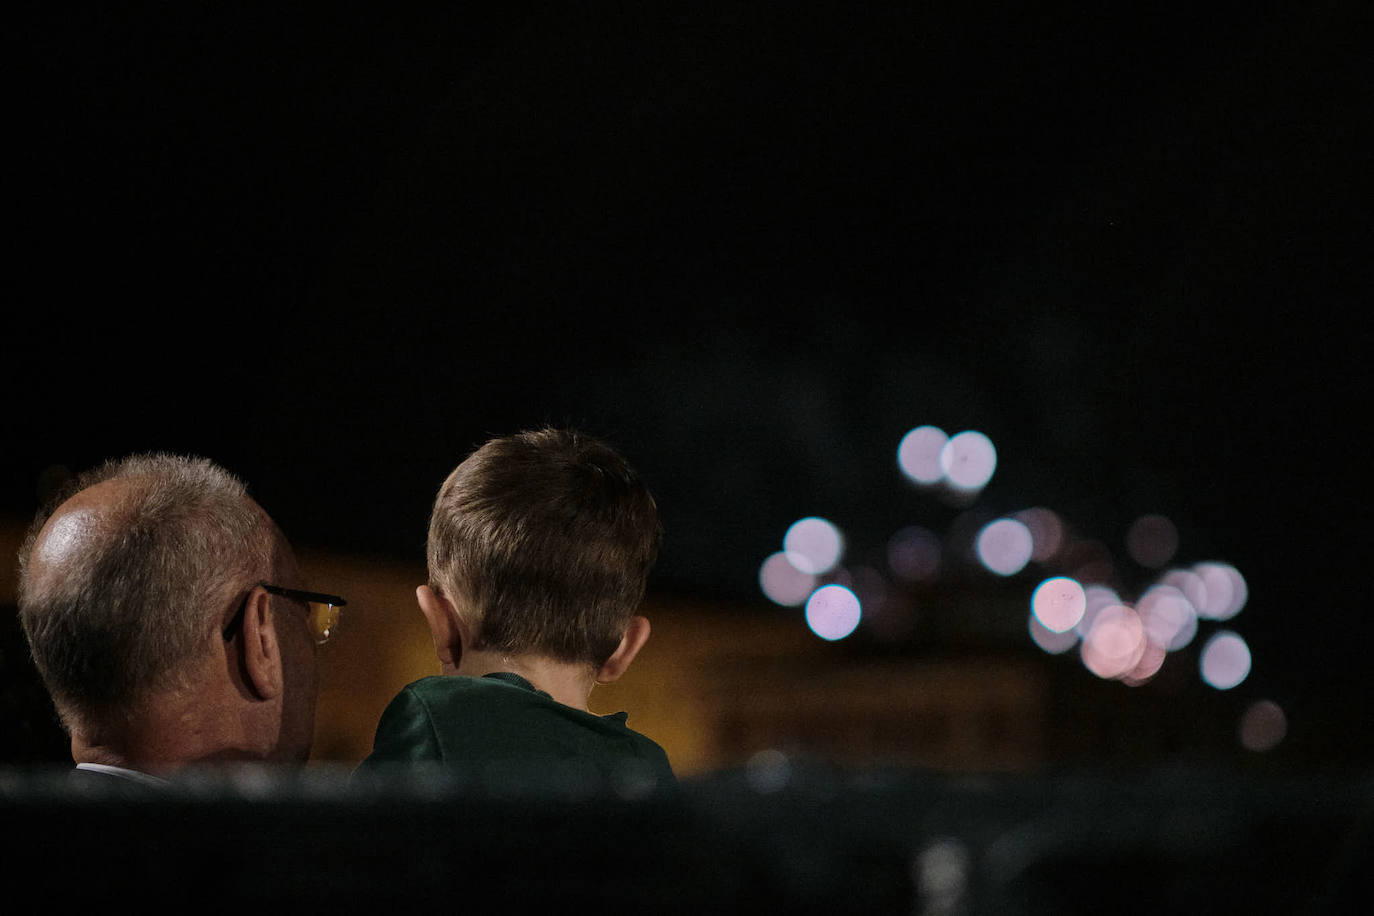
top-left (16, 453), bottom-right (279, 732)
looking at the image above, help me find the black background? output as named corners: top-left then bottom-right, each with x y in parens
top-left (6, 4), bottom-right (1371, 748)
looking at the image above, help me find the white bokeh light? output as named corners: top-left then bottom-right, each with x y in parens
top-left (1029, 613), bottom-right (1080, 654)
top-left (976, 518), bottom-right (1034, 576)
top-left (1193, 561), bottom-right (1248, 620)
top-left (759, 551), bottom-right (818, 607)
top-left (1122, 639), bottom-right (1167, 686)
top-left (805, 584), bottom-right (862, 641)
top-left (1161, 568), bottom-right (1209, 618)
top-left (939, 431), bottom-right (997, 491)
top-left (915, 838), bottom-right (972, 904)
top-left (1200, 630), bottom-right (1251, 689)
top-left (1136, 583), bottom-right (1199, 651)
top-left (1032, 576), bottom-right (1087, 633)
top-left (898, 425), bottom-right (949, 485)
top-left (1080, 604), bottom-right (1146, 680)
top-left (745, 749), bottom-right (792, 793)
top-left (783, 516), bottom-right (844, 575)
top-left (1076, 585), bottom-right (1123, 638)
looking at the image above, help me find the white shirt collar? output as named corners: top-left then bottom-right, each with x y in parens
top-left (75, 762), bottom-right (171, 787)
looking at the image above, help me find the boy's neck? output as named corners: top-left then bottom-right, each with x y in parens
top-left (449, 648), bottom-right (598, 712)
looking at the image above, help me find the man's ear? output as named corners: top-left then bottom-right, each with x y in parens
top-left (595, 615), bottom-right (651, 685)
top-left (417, 585), bottom-right (466, 672)
top-left (241, 587), bottom-right (283, 701)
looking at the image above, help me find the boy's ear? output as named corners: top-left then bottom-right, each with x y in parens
top-left (240, 587), bottom-right (283, 700)
top-left (416, 585), bottom-right (467, 672)
top-left (595, 615), bottom-right (651, 685)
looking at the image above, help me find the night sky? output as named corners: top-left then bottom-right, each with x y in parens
top-left (7, 5), bottom-right (1371, 725)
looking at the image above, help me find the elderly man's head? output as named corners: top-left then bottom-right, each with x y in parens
top-left (17, 454), bottom-right (319, 769)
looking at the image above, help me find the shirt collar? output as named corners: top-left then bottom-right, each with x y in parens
top-left (75, 762), bottom-right (171, 787)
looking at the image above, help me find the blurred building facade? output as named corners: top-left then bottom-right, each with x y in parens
top-left (3, 518), bottom-right (1364, 777)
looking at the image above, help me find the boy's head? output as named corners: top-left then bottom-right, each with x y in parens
top-left (426, 427), bottom-right (661, 667)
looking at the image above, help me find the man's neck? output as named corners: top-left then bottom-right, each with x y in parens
top-left (72, 734), bottom-right (179, 776)
top-left (451, 649), bottom-right (598, 711)
top-left (69, 684), bottom-right (275, 774)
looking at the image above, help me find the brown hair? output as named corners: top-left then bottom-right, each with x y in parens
top-left (427, 428), bottom-right (661, 666)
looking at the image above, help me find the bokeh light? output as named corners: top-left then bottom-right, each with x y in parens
top-left (1239, 700), bottom-right (1287, 752)
top-left (887, 525), bottom-right (942, 582)
top-left (759, 551), bottom-right (818, 607)
top-left (1080, 604), bottom-right (1146, 680)
top-left (1015, 507), bottom-right (1065, 562)
top-left (1199, 630), bottom-right (1252, 690)
top-left (1076, 585), bottom-right (1123, 639)
top-left (1029, 613), bottom-right (1080, 654)
top-left (1161, 568), bottom-right (1209, 618)
top-left (1121, 638), bottom-right (1167, 686)
top-left (1135, 584), bottom-right (1199, 651)
top-left (939, 430), bottom-right (997, 491)
top-left (976, 518), bottom-right (1034, 576)
top-left (805, 584), bottom-right (863, 641)
top-left (1125, 513), bottom-right (1179, 568)
top-left (898, 425), bottom-right (949, 485)
top-left (745, 749), bottom-right (792, 793)
top-left (783, 516), bottom-right (844, 575)
top-left (914, 838), bottom-right (972, 907)
top-left (1193, 561), bottom-right (1247, 620)
top-left (1032, 576), bottom-right (1087, 633)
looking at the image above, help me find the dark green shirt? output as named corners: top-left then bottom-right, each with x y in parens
top-left (356, 673), bottom-right (676, 792)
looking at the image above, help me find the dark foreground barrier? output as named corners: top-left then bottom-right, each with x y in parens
top-left (1, 760), bottom-right (1369, 913)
